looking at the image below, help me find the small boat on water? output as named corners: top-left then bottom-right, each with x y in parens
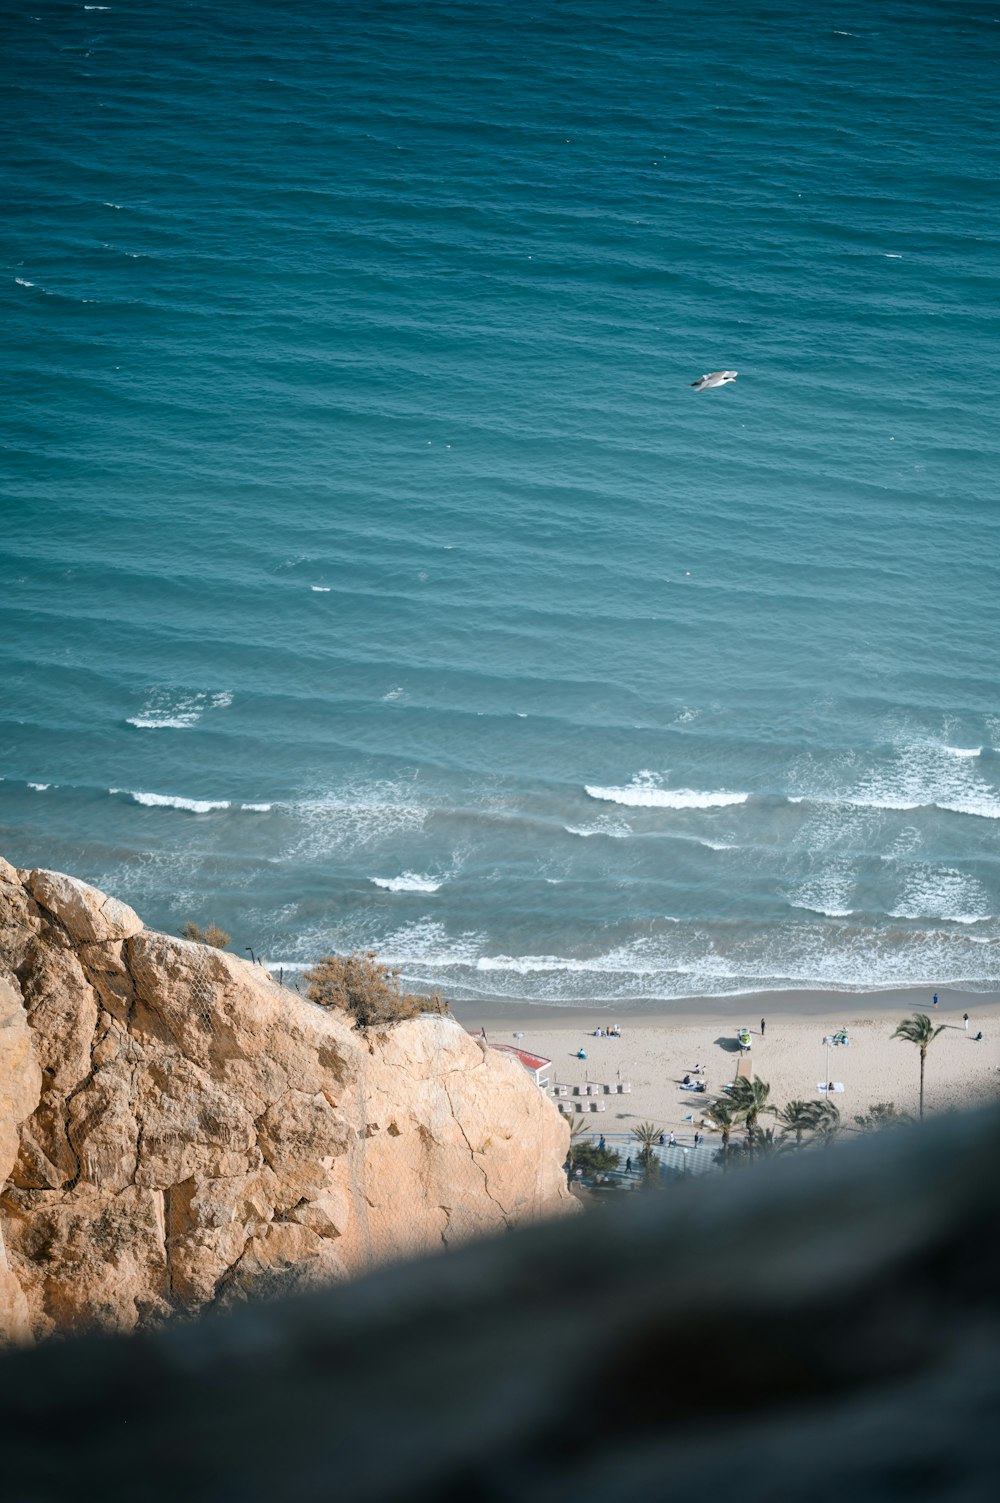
top-left (737, 1027), bottom-right (752, 1051)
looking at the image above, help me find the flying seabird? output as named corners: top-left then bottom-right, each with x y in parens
top-left (689, 370), bottom-right (738, 391)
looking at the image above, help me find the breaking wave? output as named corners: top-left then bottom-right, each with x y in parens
top-left (586, 773), bottom-right (748, 810)
top-left (370, 873), bottom-right (443, 893)
top-left (112, 789), bottom-right (231, 813)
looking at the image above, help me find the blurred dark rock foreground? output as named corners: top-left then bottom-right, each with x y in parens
top-left (1, 1088), bottom-right (998, 1500)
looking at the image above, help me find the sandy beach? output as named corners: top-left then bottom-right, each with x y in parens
top-left (451, 990), bottom-right (1000, 1138)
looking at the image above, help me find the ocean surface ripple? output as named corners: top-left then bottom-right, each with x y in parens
top-left (2, 1), bottom-right (999, 1004)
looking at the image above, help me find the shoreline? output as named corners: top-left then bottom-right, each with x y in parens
top-left (448, 983), bottom-right (996, 1031)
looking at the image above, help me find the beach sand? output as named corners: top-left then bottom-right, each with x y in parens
top-left (450, 991), bottom-right (1000, 1138)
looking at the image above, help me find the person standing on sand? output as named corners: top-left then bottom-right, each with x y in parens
top-left (963, 1013), bottom-right (969, 1031)
top-left (760, 1017), bottom-right (766, 1037)
top-left (933, 993), bottom-right (939, 1008)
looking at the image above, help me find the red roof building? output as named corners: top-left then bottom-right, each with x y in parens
top-left (467, 1033), bottom-right (553, 1090)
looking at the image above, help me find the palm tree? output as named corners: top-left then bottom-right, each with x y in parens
top-left (720, 1127), bottom-right (781, 1169)
top-left (724, 1077), bottom-right (773, 1143)
top-left (702, 1100), bottom-right (739, 1167)
top-left (892, 1013), bottom-right (945, 1120)
top-left (564, 1116), bottom-right (591, 1181)
top-left (749, 1126), bottom-right (779, 1159)
top-left (631, 1121), bottom-right (663, 1176)
top-left (811, 1098), bottom-right (841, 1146)
top-left (775, 1098), bottom-right (819, 1147)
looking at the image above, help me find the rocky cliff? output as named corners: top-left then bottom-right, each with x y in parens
top-left (0, 856), bottom-right (571, 1342)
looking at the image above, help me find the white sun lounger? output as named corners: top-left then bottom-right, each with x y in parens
top-left (817, 1082), bottom-right (845, 1093)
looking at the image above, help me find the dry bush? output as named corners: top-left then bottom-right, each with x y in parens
top-left (304, 950), bottom-right (448, 1029)
top-left (182, 921), bottom-right (232, 950)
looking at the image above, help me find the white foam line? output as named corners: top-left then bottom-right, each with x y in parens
top-left (564, 821), bottom-right (632, 839)
top-left (371, 873), bottom-right (443, 893)
top-left (790, 793), bottom-right (1000, 819)
top-left (110, 788), bottom-right (230, 813)
top-left (127, 716), bottom-right (201, 729)
top-left (27, 782), bottom-right (50, 791)
top-left (935, 800), bottom-right (1000, 820)
top-left (586, 784), bottom-right (748, 809)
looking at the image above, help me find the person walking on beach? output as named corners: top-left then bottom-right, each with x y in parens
top-left (963, 1012), bottom-right (969, 1031)
top-left (625, 1156), bottom-right (632, 1175)
top-left (760, 1017), bottom-right (766, 1038)
top-left (933, 993), bottom-right (939, 1008)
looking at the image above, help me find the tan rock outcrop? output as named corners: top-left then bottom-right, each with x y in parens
top-left (0, 860), bottom-right (572, 1342)
top-left (26, 869), bottom-right (143, 945)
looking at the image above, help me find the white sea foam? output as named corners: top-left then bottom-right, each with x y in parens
top-left (241, 803), bottom-right (272, 813)
top-left (375, 919), bottom-right (484, 969)
top-left (28, 782), bottom-right (50, 791)
top-left (382, 687), bottom-right (404, 701)
top-left (889, 866), bottom-right (992, 926)
top-left (790, 736), bottom-right (1000, 820)
top-left (843, 796), bottom-right (923, 811)
top-left (112, 789), bottom-right (230, 813)
top-left (278, 784), bottom-right (428, 862)
top-left (284, 909), bottom-right (1000, 1004)
top-left (371, 873), bottom-right (443, 893)
top-left (564, 817), bottom-right (631, 839)
top-left (15, 277), bottom-right (34, 287)
top-left (476, 953), bottom-right (587, 975)
top-left (127, 688), bottom-right (232, 729)
top-left (586, 777), bottom-right (748, 809)
top-left (935, 796), bottom-right (1000, 819)
top-left (127, 715), bottom-right (199, 729)
top-left (311, 586), bottom-right (331, 592)
top-left (786, 856), bottom-right (857, 919)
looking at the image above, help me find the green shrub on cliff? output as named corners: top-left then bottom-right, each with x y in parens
top-left (182, 921), bottom-right (231, 949)
top-left (305, 950), bottom-right (448, 1029)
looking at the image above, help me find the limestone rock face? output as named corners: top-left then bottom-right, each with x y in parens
top-left (0, 859), bottom-right (572, 1343)
top-left (26, 869), bottom-right (143, 945)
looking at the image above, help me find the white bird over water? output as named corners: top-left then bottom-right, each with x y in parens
top-left (689, 370), bottom-right (738, 391)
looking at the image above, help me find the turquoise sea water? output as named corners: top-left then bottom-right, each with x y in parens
top-left (3, 1), bottom-right (999, 1004)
